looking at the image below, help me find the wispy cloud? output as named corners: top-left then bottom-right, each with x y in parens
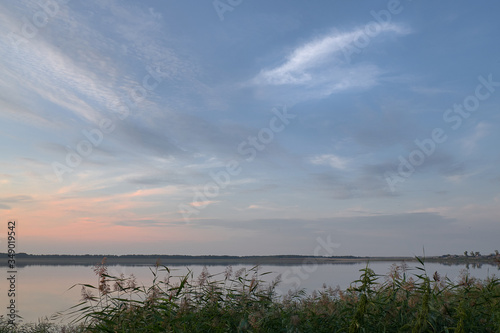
top-left (0, 0), bottom-right (201, 134)
top-left (410, 86), bottom-right (455, 95)
top-left (190, 200), bottom-right (219, 208)
top-left (252, 23), bottom-right (408, 87)
top-left (309, 154), bottom-right (349, 170)
top-left (243, 203), bottom-right (283, 211)
top-left (1, 195), bottom-right (33, 202)
top-left (0, 195), bottom-right (33, 210)
top-left (462, 122), bottom-right (490, 154)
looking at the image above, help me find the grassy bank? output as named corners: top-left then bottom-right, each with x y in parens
top-left (1, 257), bottom-right (499, 332)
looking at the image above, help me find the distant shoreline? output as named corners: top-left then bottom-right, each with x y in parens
top-left (2, 253), bottom-right (499, 267)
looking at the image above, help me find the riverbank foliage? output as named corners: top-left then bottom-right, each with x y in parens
top-left (1, 257), bottom-right (499, 332)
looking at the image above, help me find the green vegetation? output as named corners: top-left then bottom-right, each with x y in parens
top-left (1, 257), bottom-right (499, 332)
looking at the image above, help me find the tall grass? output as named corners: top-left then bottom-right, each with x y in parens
top-left (2, 257), bottom-right (499, 332)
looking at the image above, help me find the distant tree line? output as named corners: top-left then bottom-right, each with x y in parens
top-left (1, 253), bottom-right (363, 260)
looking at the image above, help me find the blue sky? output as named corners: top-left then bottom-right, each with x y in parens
top-left (0, 0), bottom-right (499, 256)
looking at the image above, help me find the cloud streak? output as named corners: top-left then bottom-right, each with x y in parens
top-left (252, 23), bottom-right (408, 88)
top-left (309, 154), bottom-right (349, 170)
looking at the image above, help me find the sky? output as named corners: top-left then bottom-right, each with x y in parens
top-left (0, 0), bottom-right (499, 256)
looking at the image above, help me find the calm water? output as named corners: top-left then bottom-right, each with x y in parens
top-left (3, 261), bottom-right (498, 324)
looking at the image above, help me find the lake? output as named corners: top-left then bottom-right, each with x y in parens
top-left (3, 261), bottom-right (498, 324)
